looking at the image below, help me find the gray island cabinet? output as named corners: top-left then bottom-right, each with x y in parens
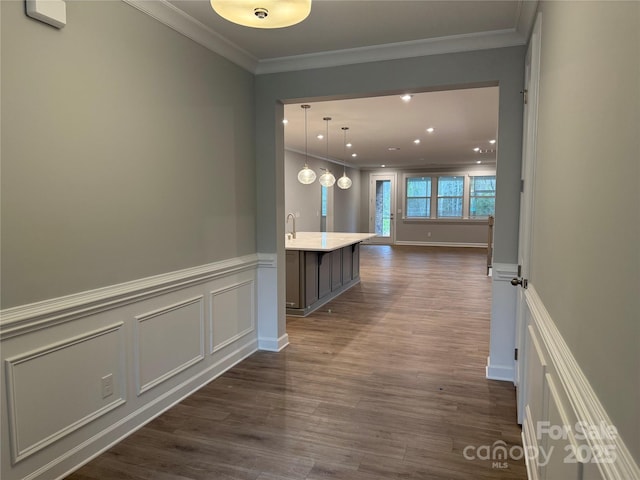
top-left (285, 232), bottom-right (375, 316)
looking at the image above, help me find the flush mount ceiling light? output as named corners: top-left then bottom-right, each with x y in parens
top-left (337, 127), bottom-right (352, 190)
top-left (297, 105), bottom-right (316, 185)
top-left (210, 0), bottom-right (311, 28)
top-left (318, 117), bottom-right (336, 188)
top-left (426, 127), bottom-right (435, 133)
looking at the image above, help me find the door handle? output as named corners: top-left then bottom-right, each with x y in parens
top-left (511, 277), bottom-right (528, 288)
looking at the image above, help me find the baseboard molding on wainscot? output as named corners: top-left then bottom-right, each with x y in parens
top-left (485, 356), bottom-right (515, 382)
top-left (394, 241), bottom-right (488, 248)
top-left (258, 333), bottom-right (290, 352)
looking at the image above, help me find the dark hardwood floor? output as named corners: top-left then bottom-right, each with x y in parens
top-left (67, 245), bottom-right (526, 480)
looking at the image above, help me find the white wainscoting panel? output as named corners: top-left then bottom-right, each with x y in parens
top-left (521, 285), bottom-right (640, 480)
top-left (135, 296), bottom-right (205, 395)
top-left (4, 323), bottom-right (126, 463)
top-left (210, 280), bottom-right (255, 353)
top-left (542, 374), bottom-right (582, 480)
top-left (0, 254), bottom-right (261, 480)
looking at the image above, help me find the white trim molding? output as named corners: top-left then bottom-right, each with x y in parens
top-left (255, 28), bottom-right (527, 74)
top-left (5, 323), bottom-right (126, 463)
top-left (0, 254), bottom-right (260, 339)
top-left (120, 1), bottom-right (532, 75)
top-left (121, 0), bottom-right (258, 72)
top-left (395, 241), bottom-right (487, 248)
top-left (523, 285), bottom-right (640, 480)
top-left (486, 263), bottom-right (518, 382)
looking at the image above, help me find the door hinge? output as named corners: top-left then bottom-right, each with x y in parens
top-left (514, 348), bottom-right (518, 361)
top-left (520, 179), bottom-right (525, 193)
top-left (522, 89), bottom-right (528, 105)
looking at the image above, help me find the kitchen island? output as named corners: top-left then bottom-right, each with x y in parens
top-left (285, 232), bottom-right (376, 316)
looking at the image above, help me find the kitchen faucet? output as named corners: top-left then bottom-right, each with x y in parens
top-left (286, 213), bottom-right (296, 239)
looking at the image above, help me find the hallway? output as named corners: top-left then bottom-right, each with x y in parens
top-left (68, 246), bottom-right (525, 480)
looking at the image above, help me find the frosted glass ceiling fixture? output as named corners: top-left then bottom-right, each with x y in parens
top-left (337, 127), bottom-right (353, 190)
top-left (210, 0), bottom-right (312, 29)
top-left (318, 117), bottom-right (336, 187)
top-left (297, 105), bottom-right (316, 185)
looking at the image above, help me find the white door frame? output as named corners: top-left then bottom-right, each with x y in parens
top-left (514, 13), bottom-right (542, 423)
top-left (368, 173), bottom-right (396, 244)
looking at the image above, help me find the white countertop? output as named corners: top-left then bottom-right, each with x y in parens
top-left (285, 232), bottom-right (377, 252)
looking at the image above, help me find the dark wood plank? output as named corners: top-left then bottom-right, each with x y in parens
top-left (66, 245), bottom-right (525, 480)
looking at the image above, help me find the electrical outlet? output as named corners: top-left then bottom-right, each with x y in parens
top-left (427, 232), bottom-right (432, 238)
top-left (101, 374), bottom-right (114, 398)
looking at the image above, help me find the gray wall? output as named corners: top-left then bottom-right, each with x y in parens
top-left (359, 166), bottom-right (497, 244)
top-left (284, 150), bottom-right (360, 232)
top-left (531, 1), bottom-right (639, 460)
top-left (1, 1), bottom-right (256, 308)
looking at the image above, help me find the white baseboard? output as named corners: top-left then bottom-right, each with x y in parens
top-left (258, 333), bottom-right (290, 352)
top-left (485, 356), bottom-right (515, 382)
top-left (394, 240), bottom-right (488, 248)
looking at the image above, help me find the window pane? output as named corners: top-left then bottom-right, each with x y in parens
top-left (407, 177), bottom-right (431, 197)
top-left (437, 176), bottom-right (463, 217)
top-left (438, 176), bottom-right (464, 197)
top-left (407, 198), bottom-right (429, 217)
top-left (437, 197), bottom-right (463, 218)
top-left (321, 186), bottom-right (327, 216)
top-left (406, 177), bottom-right (431, 218)
top-left (469, 176), bottom-right (496, 217)
top-left (470, 197), bottom-right (495, 217)
top-left (470, 176), bottom-right (496, 196)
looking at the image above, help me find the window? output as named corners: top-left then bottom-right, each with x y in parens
top-left (320, 185), bottom-right (327, 232)
top-left (437, 176), bottom-right (464, 218)
top-left (469, 175), bottom-right (496, 217)
top-left (406, 177), bottom-right (431, 218)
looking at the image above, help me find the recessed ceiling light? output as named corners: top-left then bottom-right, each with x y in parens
top-left (477, 160), bottom-right (482, 164)
top-left (489, 139), bottom-right (496, 144)
top-left (346, 143), bottom-right (352, 148)
top-left (282, 119), bottom-right (288, 125)
top-left (388, 147), bottom-right (400, 151)
top-left (473, 147), bottom-right (480, 152)
top-left (426, 127), bottom-right (435, 133)
top-left (401, 94), bottom-right (413, 102)
top-left (381, 165), bottom-right (386, 168)
top-left (352, 153), bottom-right (357, 157)
top-left (317, 134), bottom-right (324, 140)
top-left (414, 139), bottom-right (421, 144)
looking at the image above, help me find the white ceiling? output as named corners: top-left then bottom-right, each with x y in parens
top-left (154, 0), bottom-right (535, 169)
top-left (284, 87), bottom-right (500, 169)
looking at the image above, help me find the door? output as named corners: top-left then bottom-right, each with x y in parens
top-left (513, 14), bottom-right (542, 424)
top-left (368, 173), bottom-right (396, 244)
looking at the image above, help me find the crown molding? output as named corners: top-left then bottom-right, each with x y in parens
top-left (255, 29), bottom-right (527, 74)
top-left (122, 0), bottom-right (258, 72)
top-left (122, 1), bottom-right (532, 75)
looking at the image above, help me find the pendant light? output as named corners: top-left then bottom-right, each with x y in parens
top-left (337, 127), bottom-right (353, 189)
top-left (318, 117), bottom-right (336, 187)
top-left (210, 0), bottom-right (312, 29)
top-left (297, 105), bottom-right (316, 185)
